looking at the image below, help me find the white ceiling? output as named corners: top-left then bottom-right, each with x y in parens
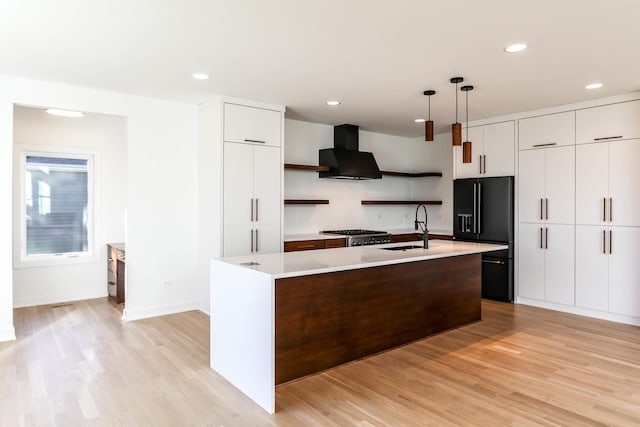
top-left (1, 0), bottom-right (639, 137)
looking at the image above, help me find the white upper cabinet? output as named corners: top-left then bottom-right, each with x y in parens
top-left (224, 103), bottom-right (282, 147)
top-left (454, 121), bottom-right (514, 179)
top-left (518, 111), bottom-right (575, 150)
top-left (576, 100), bottom-right (640, 145)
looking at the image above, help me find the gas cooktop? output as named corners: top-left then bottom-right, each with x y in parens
top-left (321, 229), bottom-right (388, 236)
top-left (321, 229), bottom-right (391, 246)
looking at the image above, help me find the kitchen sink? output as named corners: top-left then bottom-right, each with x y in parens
top-left (381, 245), bottom-right (423, 251)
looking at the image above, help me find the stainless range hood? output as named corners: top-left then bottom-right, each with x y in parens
top-left (319, 124), bottom-right (382, 179)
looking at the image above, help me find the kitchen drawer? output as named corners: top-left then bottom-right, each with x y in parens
top-left (390, 233), bottom-right (420, 243)
top-left (324, 238), bottom-right (346, 249)
top-left (224, 103), bottom-right (281, 147)
top-left (284, 239), bottom-right (325, 252)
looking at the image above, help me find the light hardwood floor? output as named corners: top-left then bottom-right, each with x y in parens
top-left (1, 298), bottom-right (639, 426)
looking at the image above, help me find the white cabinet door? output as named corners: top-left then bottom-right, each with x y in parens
top-left (575, 225), bottom-right (609, 311)
top-left (609, 139), bottom-right (640, 227)
top-left (518, 111), bottom-right (575, 150)
top-left (253, 145), bottom-right (281, 253)
top-left (454, 126), bottom-right (483, 179)
top-left (223, 225), bottom-right (253, 257)
top-left (609, 226), bottom-right (640, 317)
top-left (224, 103), bottom-right (282, 147)
top-left (545, 146), bottom-right (575, 225)
top-left (483, 121), bottom-right (515, 177)
top-left (518, 149), bottom-right (545, 223)
top-left (576, 100), bottom-right (640, 144)
top-left (576, 143), bottom-right (609, 226)
top-left (254, 225), bottom-right (281, 254)
top-left (518, 223), bottom-right (546, 300)
top-left (223, 142), bottom-right (254, 228)
top-left (544, 224), bottom-right (575, 305)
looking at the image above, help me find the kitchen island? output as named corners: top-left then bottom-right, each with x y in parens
top-left (210, 240), bottom-right (507, 413)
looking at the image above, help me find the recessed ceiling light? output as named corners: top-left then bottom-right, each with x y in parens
top-left (46, 109), bottom-right (84, 118)
top-left (504, 43), bottom-right (527, 53)
top-left (414, 118), bottom-right (426, 123)
top-left (192, 73), bottom-right (210, 80)
top-left (585, 83), bottom-right (603, 90)
top-left (326, 100), bottom-right (341, 106)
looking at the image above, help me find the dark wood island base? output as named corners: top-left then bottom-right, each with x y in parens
top-left (275, 253), bottom-right (482, 384)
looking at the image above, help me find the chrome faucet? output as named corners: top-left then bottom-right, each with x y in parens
top-left (414, 204), bottom-right (429, 249)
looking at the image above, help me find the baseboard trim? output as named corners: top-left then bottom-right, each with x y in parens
top-left (13, 289), bottom-right (107, 309)
top-left (123, 301), bottom-right (200, 321)
top-left (0, 325), bottom-right (16, 342)
top-left (517, 297), bottom-right (640, 327)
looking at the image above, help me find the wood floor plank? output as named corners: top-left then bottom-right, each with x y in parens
top-left (1, 298), bottom-right (639, 425)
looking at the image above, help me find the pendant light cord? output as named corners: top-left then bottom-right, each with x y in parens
top-left (428, 96), bottom-right (431, 121)
top-left (455, 82), bottom-right (459, 122)
top-left (465, 90), bottom-right (469, 140)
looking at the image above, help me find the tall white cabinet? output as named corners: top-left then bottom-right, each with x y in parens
top-left (516, 97), bottom-right (640, 325)
top-left (222, 102), bottom-right (284, 257)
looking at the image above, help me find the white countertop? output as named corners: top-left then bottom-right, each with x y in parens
top-left (216, 239), bottom-right (506, 279)
top-left (284, 228), bottom-right (453, 242)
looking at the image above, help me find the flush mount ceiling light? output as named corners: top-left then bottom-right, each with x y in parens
top-left (585, 83), bottom-right (603, 90)
top-left (414, 118), bottom-right (426, 123)
top-left (504, 43), bottom-right (527, 53)
top-left (46, 108), bottom-right (84, 118)
top-left (450, 77), bottom-right (463, 146)
top-left (423, 90), bottom-right (436, 142)
top-left (326, 100), bottom-right (341, 106)
top-left (461, 85), bottom-right (474, 164)
top-left (192, 73), bottom-right (210, 80)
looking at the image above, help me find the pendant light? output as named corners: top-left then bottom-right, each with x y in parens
top-left (461, 85), bottom-right (474, 163)
top-left (423, 90), bottom-right (436, 142)
top-left (450, 77), bottom-right (463, 146)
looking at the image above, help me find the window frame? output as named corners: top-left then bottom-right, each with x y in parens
top-left (15, 148), bottom-right (97, 268)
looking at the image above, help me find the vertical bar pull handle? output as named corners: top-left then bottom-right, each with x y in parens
top-left (477, 182), bottom-right (482, 235)
top-left (545, 227), bottom-right (549, 249)
top-left (540, 199), bottom-right (543, 220)
top-left (251, 229), bottom-right (254, 252)
top-left (473, 183), bottom-right (477, 234)
top-left (609, 230), bottom-right (612, 254)
top-left (479, 156), bottom-right (482, 174)
top-left (603, 198), bottom-right (606, 222)
top-left (540, 227), bottom-right (543, 249)
top-left (609, 198), bottom-right (612, 222)
top-left (603, 230), bottom-right (606, 254)
top-left (251, 198), bottom-right (254, 221)
top-left (483, 155), bottom-right (487, 174)
top-left (256, 229), bottom-right (259, 252)
top-left (256, 198), bottom-right (259, 222)
top-left (545, 198), bottom-right (549, 220)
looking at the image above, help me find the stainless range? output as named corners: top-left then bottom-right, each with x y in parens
top-left (321, 229), bottom-right (391, 247)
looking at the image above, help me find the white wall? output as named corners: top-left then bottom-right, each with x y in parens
top-left (284, 119), bottom-right (452, 234)
top-left (12, 106), bottom-right (127, 307)
top-left (0, 75), bottom-right (200, 341)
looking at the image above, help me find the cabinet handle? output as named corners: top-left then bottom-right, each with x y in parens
top-left (594, 136), bottom-right (622, 141)
top-left (609, 230), bottom-right (612, 254)
top-left (250, 198), bottom-right (254, 221)
top-left (603, 197), bottom-right (606, 222)
top-left (251, 230), bottom-right (254, 252)
top-left (545, 227), bottom-right (548, 249)
top-left (532, 143), bottom-right (557, 148)
top-left (540, 227), bottom-right (543, 249)
top-left (479, 155), bottom-right (482, 174)
top-left (540, 199), bottom-right (543, 220)
top-left (256, 198), bottom-right (259, 221)
top-left (483, 155), bottom-right (487, 174)
top-left (244, 139), bottom-right (266, 144)
top-left (603, 230), bottom-right (606, 254)
top-left (296, 244), bottom-right (316, 249)
top-left (609, 197), bottom-right (612, 222)
top-left (545, 198), bottom-right (549, 220)
top-left (482, 259), bottom-right (505, 265)
top-left (256, 229), bottom-right (259, 252)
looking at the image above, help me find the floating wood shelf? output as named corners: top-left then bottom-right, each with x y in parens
top-left (361, 200), bottom-right (443, 205)
top-left (284, 163), bottom-right (330, 172)
top-left (380, 171), bottom-right (443, 178)
top-left (284, 199), bottom-right (330, 205)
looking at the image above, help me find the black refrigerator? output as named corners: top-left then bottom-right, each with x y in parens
top-left (453, 176), bottom-right (514, 302)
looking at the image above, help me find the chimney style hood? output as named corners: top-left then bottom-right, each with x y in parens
top-left (319, 124), bottom-right (382, 179)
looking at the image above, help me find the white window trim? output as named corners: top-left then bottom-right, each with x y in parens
top-left (14, 147), bottom-right (99, 268)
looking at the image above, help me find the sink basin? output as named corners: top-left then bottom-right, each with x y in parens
top-left (381, 245), bottom-right (423, 251)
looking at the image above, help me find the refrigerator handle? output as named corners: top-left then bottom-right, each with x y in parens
top-left (477, 182), bottom-right (482, 235)
top-left (472, 182), bottom-right (477, 234)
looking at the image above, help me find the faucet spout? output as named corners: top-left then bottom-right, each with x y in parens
top-left (414, 204), bottom-right (429, 249)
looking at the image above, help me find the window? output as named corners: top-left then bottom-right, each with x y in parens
top-left (20, 153), bottom-right (93, 262)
